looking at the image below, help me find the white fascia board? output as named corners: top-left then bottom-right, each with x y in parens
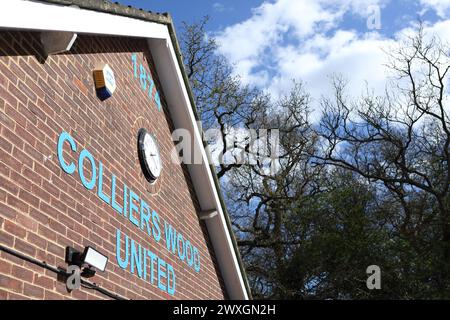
top-left (0, 0), bottom-right (249, 300)
top-left (0, 0), bottom-right (167, 38)
top-left (148, 38), bottom-right (249, 299)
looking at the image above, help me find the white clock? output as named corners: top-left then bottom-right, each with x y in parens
top-left (137, 129), bottom-right (162, 183)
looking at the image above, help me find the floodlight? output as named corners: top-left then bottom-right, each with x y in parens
top-left (82, 246), bottom-right (108, 272)
top-left (65, 246), bottom-right (108, 277)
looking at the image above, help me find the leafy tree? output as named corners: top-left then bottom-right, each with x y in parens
top-left (316, 26), bottom-right (450, 297)
top-left (180, 19), bottom-right (450, 299)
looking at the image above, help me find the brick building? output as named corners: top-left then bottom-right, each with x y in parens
top-left (0, 0), bottom-right (250, 300)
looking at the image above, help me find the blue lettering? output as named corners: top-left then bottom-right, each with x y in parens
top-left (157, 258), bottom-right (166, 292)
top-left (111, 174), bottom-right (122, 214)
top-left (148, 250), bottom-right (157, 285)
top-left (123, 184), bottom-right (128, 218)
top-left (152, 210), bottom-right (161, 242)
top-left (116, 229), bottom-right (129, 269)
top-left (185, 240), bottom-right (194, 267)
top-left (140, 199), bottom-right (152, 237)
top-left (164, 222), bottom-right (177, 254)
top-left (130, 239), bottom-right (143, 278)
top-left (193, 247), bottom-right (201, 273)
top-left (128, 189), bottom-right (140, 227)
top-left (154, 91), bottom-right (161, 111)
top-left (78, 149), bottom-right (96, 190)
top-left (167, 264), bottom-right (176, 296)
top-left (139, 64), bottom-right (147, 90)
top-left (147, 75), bottom-right (154, 98)
top-left (57, 131), bottom-right (76, 174)
top-left (177, 233), bottom-right (185, 261)
top-left (142, 248), bottom-right (147, 281)
top-left (97, 161), bottom-right (110, 205)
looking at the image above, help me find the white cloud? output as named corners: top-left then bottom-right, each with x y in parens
top-left (424, 18), bottom-right (450, 42)
top-left (270, 32), bottom-right (394, 120)
top-left (216, 0), bottom-right (342, 69)
top-left (215, 0), bottom-right (450, 121)
top-left (420, 0), bottom-right (450, 18)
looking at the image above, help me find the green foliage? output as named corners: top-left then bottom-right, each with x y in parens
top-left (180, 18), bottom-right (450, 299)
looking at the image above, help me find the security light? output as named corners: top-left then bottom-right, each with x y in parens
top-left (65, 246), bottom-right (108, 277)
top-left (83, 246), bottom-right (108, 272)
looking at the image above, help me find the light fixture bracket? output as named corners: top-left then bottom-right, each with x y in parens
top-left (65, 246), bottom-right (108, 278)
top-left (65, 246), bottom-right (83, 266)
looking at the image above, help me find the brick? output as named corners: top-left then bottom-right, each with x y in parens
top-left (36, 98), bottom-right (55, 120)
top-left (41, 179), bottom-right (60, 199)
top-left (12, 147), bottom-right (34, 169)
top-left (17, 102), bottom-right (38, 126)
top-left (17, 79), bottom-right (37, 103)
top-left (8, 59), bottom-right (26, 83)
top-left (39, 201), bottom-right (59, 219)
top-left (0, 72), bottom-right (6, 89)
top-left (0, 259), bottom-right (12, 274)
top-left (50, 198), bottom-right (67, 214)
top-left (0, 175), bottom-right (19, 195)
top-left (9, 171), bottom-right (32, 192)
top-left (19, 189), bottom-right (40, 208)
top-left (2, 126), bottom-right (24, 149)
top-left (0, 135), bottom-right (12, 153)
top-left (30, 185), bottom-right (51, 204)
top-left (19, 60), bottom-right (38, 82)
top-left (0, 83), bottom-right (17, 108)
top-left (22, 167), bottom-right (41, 185)
top-left (0, 274), bottom-right (23, 293)
top-left (44, 290), bottom-right (64, 300)
top-left (11, 265), bottom-right (33, 282)
top-left (0, 110), bottom-right (15, 130)
top-left (14, 238), bottom-right (36, 256)
top-left (7, 194), bottom-right (29, 213)
top-left (38, 224), bottom-right (56, 241)
top-left (7, 292), bottom-right (30, 300)
top-left (0, 202), bottom-right (18, 220)
top-left (24, 283), bottom-right (44, 299)
top-left (0, 61), bottom-right (18, 86)
top-left (29, 209), bottom-right (49, 227)
top-left (16, 214), bottom-right (37, 232)
top-left (8, 82), bottom-right (28, 106)
top-left (48, 219), bottom-right (66, 235)
top-left (27, 100), bottom-right (47, 121)
top-left (46, 242), bottom-right (64, 257)
top-left (0, 163), bottom-right (9, 177)
top-left (24, 144), bottom-right (43, 162)
top-left (72, 288), bottom-right (88, 300)
top-left (4, 220), bottom-right (26, 238)
top-left (14, 125), bottom-right (36, 148)
top-left (73, 77), bottom-right (88, 96)
top-left (37, 251), bottom-right (55, 266)
top-left (0, 32), bottom-right (227, 301)
top-left (27, 232), bottom-right (47, 249)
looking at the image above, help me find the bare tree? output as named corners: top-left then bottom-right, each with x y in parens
top-left (226, 82), bottom-right (324, 298)
top-left (181, 18), bottom-right (450, 299)
top-left (316, 26), bottom-right (450, 291)
top-left (180, 17), bottom-right (266, 178)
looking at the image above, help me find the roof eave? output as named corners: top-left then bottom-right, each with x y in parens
top-left (1, 0), bottom-right (252, 300)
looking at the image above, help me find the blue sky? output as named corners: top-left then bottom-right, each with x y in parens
top-left (119, 1), bottom-right (450, 118)
top-left (117, 1), bottom-right (262, 31)
top-left (118, 1), bottom-right (440, 34)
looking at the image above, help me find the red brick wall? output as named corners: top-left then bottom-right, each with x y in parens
top-left (0, 31), bottom-right (227, 300)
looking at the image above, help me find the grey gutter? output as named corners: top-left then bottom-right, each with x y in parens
top-left (32, 0), bottom-right (253, 299)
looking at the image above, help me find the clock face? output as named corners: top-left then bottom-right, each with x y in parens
top-left (137, 129), bottom-right (162, 183)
